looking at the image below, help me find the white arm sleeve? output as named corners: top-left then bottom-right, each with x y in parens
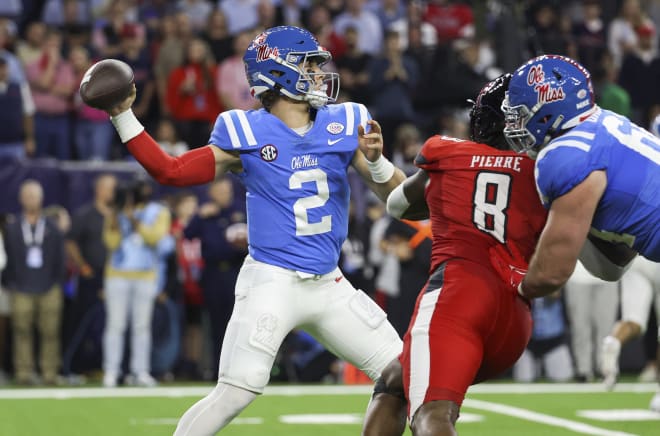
top-left (386, 182), bottom-right (410, 219)
top-left (578, 237), bottom-right (636, 281)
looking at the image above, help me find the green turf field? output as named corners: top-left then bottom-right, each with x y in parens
top-left (0, 383), bottom-right (658, 435)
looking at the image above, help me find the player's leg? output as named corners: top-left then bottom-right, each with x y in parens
top-left (362, 358), bottom-right (407, 436)
top-left (403, 261), bottom-right (500, 436)
top-left (102, 276), bottom-right (131, 387)
top-left (173, 258), bottom-right (304, 435)
top-left (601, 266), bottom-right (653, 389)
top-left (305, 269), bottom-right (402, 381)
top-left (564, 281), bottom-right (597, 380)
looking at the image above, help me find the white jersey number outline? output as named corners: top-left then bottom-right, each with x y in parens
top-left (289, 169), bottom-right (332, 236)
top-left (472, 171), bottom-right (511, 243)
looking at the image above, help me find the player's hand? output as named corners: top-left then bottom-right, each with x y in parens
top-left (358, 119), bottom-right (384, 162)
top-left (108, 83), bottom-right (137, 117)
top-left (489, 244), bottom-right (528, 296)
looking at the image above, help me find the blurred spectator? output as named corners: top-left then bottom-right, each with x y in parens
top-left (178, 0), bottom-right (213, 32)
top-left (592, 51), bottom-right (632, 118)
top-left (170, 191), bottom-right (204, 380)
top-left (57, 0), bottom-right (93, 50)
top-left (92, 0), bottom-right (134, 58)
top-left (4, 180), bottom-right (65, 385)
top-left (154, 12), bottom-right (194, 117)
top-left (256, 0), bottom-right (277, 31)
top-left (202, 9), bottom-right (233, 65)
top-left (216, 29), bottom-right (260, 111)
top-left (184, 178), bottom-right (247, 377)
top-left (618, 19), bottom-right (660, 127)
top-left (64, 174), bottom-right (116, 374)
top-left (166, 38), bottom-right (221, 148)
top-left (572, 0), bottom-right (607, 73)
top-left (0, 55), bottom-right (36, 159)
top-left (0, 0), bottom-right (22, 24)
top-left (0, 19), bottom-right (27, 85)
top-left (0, 215), bottom-right (8, 385)
top-left (220, 0), bottom-right (260, 35)
top-left (307, 4), bottom-right (346, 59)
top-left (16, 21), bottom-right (46, 67)
top-left (564, 261), bottom-right (619, 382)
top-left (24, 28), bottom-right (75, 160)
top-left (382, 218), bottom-right (432, 337)
top-left (274, 0), bottom-right (309, 28)
top-left (156, 118), bottom-right (189, 157)
top-left (41, 0), bottom-right (90, 27)
top-left (368, 29), bottom-right (419, 150)
top-left (334, 26), bottom-right (372, 104)
top-left (371, 0), bottom-right (405, 31)
top-left (102, 180), bottom-right (171, 387)
top-left (70, 45), bottom-right (114, 161)
top-left (608, 0), bottom-right (644, 71)
top-left (526, 2), bottom-right (575, 57)
top-left (513, 291), bottom-right (574, 382)
top-left (334, 0), bottom-right (383, 56)
top-left (340, 200), bottom-right (374, 296)
top-left (391, 123), bottom-right (422, 176)
top-left (116, 23), bottom-right (157, 131)
top-left (389, 1), bottom-right (437, 52)
top-left (422, 0), bottom-right (473, 46)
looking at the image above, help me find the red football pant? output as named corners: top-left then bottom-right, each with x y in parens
top-left (400, 258), bottom-right (532, 419)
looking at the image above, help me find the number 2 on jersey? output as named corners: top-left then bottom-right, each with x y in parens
top-left (472, 172), bottom-right (511, 243)
top-left (289, 169), bottom-right (332, 236)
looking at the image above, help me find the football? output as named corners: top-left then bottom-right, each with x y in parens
top-left (79, 59), bottom-right (134, 111)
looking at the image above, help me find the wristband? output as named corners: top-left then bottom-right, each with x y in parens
top-left (367, 155), bottom-right (395, 183)
top-left (110, 109), bottom-right (144, 143)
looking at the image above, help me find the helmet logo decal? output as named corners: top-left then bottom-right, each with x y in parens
top-left (326, 122), bottom-right (344, 134)
top-left (527, 65), bottom-right (564, 105)
top-left (256, 44), bottom-right (279, 62)
top-left (260, 144), bottom-right (278, 162)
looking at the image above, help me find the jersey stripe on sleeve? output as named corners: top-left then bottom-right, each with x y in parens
top-left (235, 110), bottom-right (258, 146)
top-left (220, 111), bottom-right (242, 148)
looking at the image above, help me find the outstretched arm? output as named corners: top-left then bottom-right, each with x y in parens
top-left (352, 120), bottom-right (406, 201)
top-left (106, 85), bottom-right (241, 186)
top-left (520, 170), bottom-right (607, 299)
top-left (386, 169), bottom-right (429, 220)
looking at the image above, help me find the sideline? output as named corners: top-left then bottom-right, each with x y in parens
top-left (0, 382), bottom-right (656, 400)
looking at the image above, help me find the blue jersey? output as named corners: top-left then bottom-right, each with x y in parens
top-left (209, 103), bottom-right (370, 274)
top-left (535, 108), bottom-right (660, 261)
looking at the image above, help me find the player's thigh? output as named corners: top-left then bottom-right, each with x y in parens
top-left (305, 278), bottom-right (402, 381)
top-left (218, 262), bottom-right (301, 392)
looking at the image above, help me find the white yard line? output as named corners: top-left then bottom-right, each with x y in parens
top-left (0, 383), bottom-right (655, 400)
top-left (464, 398), bottom-right (639, 436)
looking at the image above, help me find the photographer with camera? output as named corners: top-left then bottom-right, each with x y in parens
top-left (101, 179), bottom-right (171, 388)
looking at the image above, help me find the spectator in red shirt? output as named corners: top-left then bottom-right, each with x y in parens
top-left (166, 37), bottom-right (221, 148)
top-left (423, 0), bottom-right (473, 45)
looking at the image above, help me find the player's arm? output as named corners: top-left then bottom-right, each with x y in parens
top-left (386, 169), bottom-right (429, 220)
top-left (352, 120), bottom-right (406, 202)
top-left (520, 170), bottom-right (607, 299)
top-left (107, 85), bottom-right (241, 186)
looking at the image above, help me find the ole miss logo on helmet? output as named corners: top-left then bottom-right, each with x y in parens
top-left (527, 65), bottom-right (565, 105)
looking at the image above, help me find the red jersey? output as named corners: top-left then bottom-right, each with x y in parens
top-left (416, 135), bottom-right (547, 272)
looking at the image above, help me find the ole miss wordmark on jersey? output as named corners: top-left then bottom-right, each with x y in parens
top-left (209, 103), bottom-right (370, 274)
top-left (535, 108), bottom-right (660, 261)
top-left (415, 136), bottom-right (547, 271)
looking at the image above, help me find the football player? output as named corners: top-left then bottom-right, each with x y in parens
top-left (102, 26), bottom-right (406, 435)
top-left (600, 256), bottom-right (660, 412)
top-left (502, 54), bottom-right (660, 300)
top-left (362, 74), bottom-right (548, 436)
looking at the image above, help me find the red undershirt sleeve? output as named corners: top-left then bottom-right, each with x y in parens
top-left (125, 131), bottom-right (217, 186)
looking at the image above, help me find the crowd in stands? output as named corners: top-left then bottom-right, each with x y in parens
top-left (0, 0), bottom-right (658, 386)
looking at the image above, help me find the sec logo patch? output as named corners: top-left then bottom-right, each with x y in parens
top-left (326, 122), bottom-right (344, 134)
top-left (260, 144), bottom-right (278, 161)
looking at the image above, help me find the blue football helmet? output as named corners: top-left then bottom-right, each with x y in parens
top-left (243, 26), bottom-right (340, 109)
top-left (502, 55), bottom-right (596, 157)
